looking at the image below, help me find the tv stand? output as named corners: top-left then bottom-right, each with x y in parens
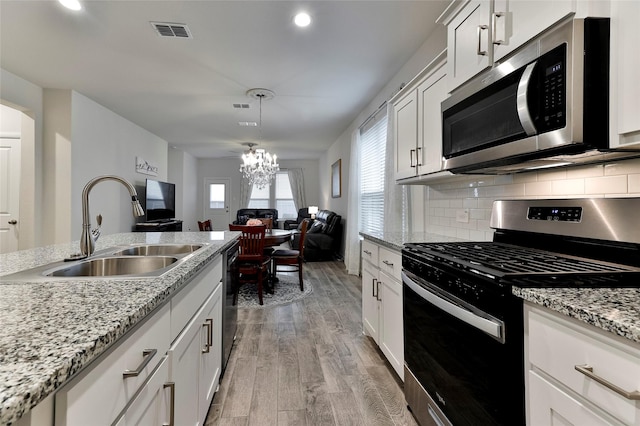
top-left (134, 220), bottom-right (183, 232)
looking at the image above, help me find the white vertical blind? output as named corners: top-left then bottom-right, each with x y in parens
top-left (359, 109), bottom-right (387, 235)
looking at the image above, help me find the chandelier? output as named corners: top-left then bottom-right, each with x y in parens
top-left (239, 88), bottom-right (279, 189)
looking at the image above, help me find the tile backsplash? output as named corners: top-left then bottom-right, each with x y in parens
top-left (424, 157), bottom-right (640, 241)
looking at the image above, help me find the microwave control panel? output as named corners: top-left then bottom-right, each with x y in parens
top-left (534, 44), bottom-right (567, 133)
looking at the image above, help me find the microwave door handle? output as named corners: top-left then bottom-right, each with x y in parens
top-left (517, 62), bottom-right (538, 136)
top-left (402, 271), bottom-right (504, 341)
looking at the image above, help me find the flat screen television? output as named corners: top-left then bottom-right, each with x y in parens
top-left (145, 179), bottom-right (176, 222)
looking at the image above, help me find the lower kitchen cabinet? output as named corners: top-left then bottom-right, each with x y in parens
top-left (361, 239), bottom-right (404, 380)
top-left (169, 278), bottom-right (222, 425)
top-left (525, 303), bottom-right (640, 425)
top-left (51, 255), bottom-right (223, 425)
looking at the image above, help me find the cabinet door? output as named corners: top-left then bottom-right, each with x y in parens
top-left (378, 272), bottom-right (404, 381)
top-left (393, 89), bottom-right (419, 180)
top-left (361, 264), bottom-right (380, 344)
top-left (198, 281), bottom-right (223, 422)
top-left (492, 0), bottom-right (575, 62)
top-left (528, 371), bottom-right (613, 426)
top-left (446, 0), bottom-right (492, 91)
top-left (610, 0), bottom-right (640, 149)
top-left (112, 357), bottom-right (172, 426)
top-left (417, 60), bottom-right (448, 176)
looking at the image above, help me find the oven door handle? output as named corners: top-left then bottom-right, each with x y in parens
top-left (402, 272), bottom-right (504, 341)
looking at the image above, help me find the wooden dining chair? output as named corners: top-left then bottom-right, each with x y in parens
top-left (271, 219), bottom-right (310, 291)
top-left (257, 217), bottom-right (273, 231)
top-left (228, 224), bottom-right (270, 305)
top-left (198, 220), bottom-right (212, 231)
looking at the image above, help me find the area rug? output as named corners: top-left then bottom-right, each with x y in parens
top-left (236, 275), bottom-right (313, 309)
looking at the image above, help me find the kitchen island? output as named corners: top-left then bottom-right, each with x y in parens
top-left (0, 231), bottom-right (239, 425)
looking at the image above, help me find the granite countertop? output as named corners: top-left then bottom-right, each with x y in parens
top-left (0, 231), bottom-right (239, 425)
top-left (360, 231), bottom-right (640, 347)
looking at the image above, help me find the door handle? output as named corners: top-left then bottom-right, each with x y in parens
top-left (8, 220), bottom-right (17, 225)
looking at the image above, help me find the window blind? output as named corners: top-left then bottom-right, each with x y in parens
top-left (359, 109), bottom-right (387, 235)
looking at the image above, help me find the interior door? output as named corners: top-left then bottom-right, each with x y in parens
top-left (204, 178), bottom-right (230, 230)
top-left (0, 137), bottom-right (20, 253)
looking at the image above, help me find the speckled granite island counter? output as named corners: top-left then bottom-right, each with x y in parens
top-left (0, 231), bottom-right (238, 425)
top-left (360, 231), bottom-right (640, 348)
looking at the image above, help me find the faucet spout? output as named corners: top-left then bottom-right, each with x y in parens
top-left (79, 175), bottom-right (145, 257)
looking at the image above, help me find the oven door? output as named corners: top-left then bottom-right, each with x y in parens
top-left (402, 271), bottom-right (524, 426)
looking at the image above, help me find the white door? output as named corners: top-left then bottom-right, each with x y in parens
top-left (204, 178), bottom-right (230, 230)
top-left (0, 138), bottom-right (20, 253)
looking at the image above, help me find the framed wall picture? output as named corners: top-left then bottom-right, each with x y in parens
top-left (331, 159), bottom-right (342, 198)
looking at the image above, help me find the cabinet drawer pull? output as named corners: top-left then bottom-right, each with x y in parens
top-left (123, 348), bottom-right (157, 378)
top-left (477, 24), bottom-right (488, 56)
top-left (410, 149), bottom-right (416, 168)
top-left (492, 12), bottom-right (504, 45)
top-left (163, 382), bottom-right (175, 426)
top-left (202, 319), bottom-right (213, 353)
top-left (363, 249), bottom-right (372, 256)
top-left (382, 260), bottom-right (394, 267)
top-left (574, 364), bottom-right (640, 400)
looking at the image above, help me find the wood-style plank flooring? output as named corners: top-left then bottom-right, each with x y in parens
top-left (205, 261), bottom-right (418, 426)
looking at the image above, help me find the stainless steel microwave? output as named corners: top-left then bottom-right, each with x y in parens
top-left (441, 17), bottom-right (638, 174)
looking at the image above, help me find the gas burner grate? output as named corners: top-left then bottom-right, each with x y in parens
top-left (409, 242), bottom-right (639, 277)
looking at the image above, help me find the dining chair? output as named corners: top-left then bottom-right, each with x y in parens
top-left (198, 219), bottom-right (212, 231)
top-left (257, 217), bottom-right (273, 231)
top-left (228, 224), bottom-right (270, 305)
top-left (271, 219), bottom-right (310, 291)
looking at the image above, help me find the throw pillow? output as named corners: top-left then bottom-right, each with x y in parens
top-left (307, 220), bottom-right (325, 234)
top-left (238, 214), bottom-right (249, 225)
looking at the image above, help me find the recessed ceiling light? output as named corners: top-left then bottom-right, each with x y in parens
top-left (239, 121), bottom-right (258, 127)
top-left (294, 12), bottom-right (311, 28)
top-left (58, 0), bottom-right (82, 11)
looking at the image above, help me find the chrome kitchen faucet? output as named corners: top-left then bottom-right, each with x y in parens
top-left (70, 175), bottom-right (144, 259)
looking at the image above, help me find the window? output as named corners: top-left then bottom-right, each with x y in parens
top-left (359, 109), bottom-right (387, 234)
top-left (247, 171), bottom-right (297, 218)
top-left (208, 183), bottom-right (226, 209)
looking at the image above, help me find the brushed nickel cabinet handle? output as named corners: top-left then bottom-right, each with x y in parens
top-left (416, 147), bottom-right (422, 167)
top-left (575, 364), bottom-right (640, 400)
top-left (410, 149), bottom-right (416, 168)
top-left (376, 280), bottom-right (382, 301)
top-left (492, 12), bottom-right (504, 45)
top-left (382, 260), bottom-right (394, 267)
top-left (202, 320), bottom-right (212, 353)
top-left (163, 382), bottom-right (175, 426)
top-left (372, 278), bottom-right (378, 298)
top-left (363, 249), bottom-right (372, 256)
top-left (477, 25), bottom-right (489, 56)
top-left (8, 220), bottom-right (17, 225)
top-left (123, 348), bottom-right (157, 378)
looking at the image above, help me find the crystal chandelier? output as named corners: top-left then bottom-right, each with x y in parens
top-left (239, 89), bottom-right (279, 189)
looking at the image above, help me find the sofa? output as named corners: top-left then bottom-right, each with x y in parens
top-left (283, 207), bottom-right (312, 230)
top-left (233, 208), bottom-right (278, 225)
top-left (291, 209), bottom-right (342, 261)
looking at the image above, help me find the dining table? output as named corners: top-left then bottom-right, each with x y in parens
top-left (263, 228), bottom-right (293, 247)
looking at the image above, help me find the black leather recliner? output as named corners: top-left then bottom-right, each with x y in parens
top-left (233, 208), bottom-right (278, 224)
top-left (291, 209), bottom-right (342, 261)
top-left (283, 207), bottom-right (311, 230)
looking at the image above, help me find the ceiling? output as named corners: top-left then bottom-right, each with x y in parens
top-left (0, 0), bottom-right (448, 160)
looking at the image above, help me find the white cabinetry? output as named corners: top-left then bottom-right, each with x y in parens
top-left (439, 0), bottom-right (575, 92)
top-left (392, 51), bottom-right (450, 183)
top-left (609, 0), bottom-right (640, 149)
top-left (53, 255), bottom-right (224, 426)
top-left (525, 303), bottom-right (640, 425)
top-left (361, 239), bottom-right (404, 380)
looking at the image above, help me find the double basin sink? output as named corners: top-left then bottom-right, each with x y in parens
top-left (3, 244), bottom-right (206, 281)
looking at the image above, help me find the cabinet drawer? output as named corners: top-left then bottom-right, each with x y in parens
top-left (528, 307), bottom-right (640, 424)
top-left (361, 240), bottom-right (379, 266)
top-left (379, 247), bottom-right (401, 282)
top-left (171, 257), bottom-right (222, 341)
top-left (55, 303), bottom-right (170, 426)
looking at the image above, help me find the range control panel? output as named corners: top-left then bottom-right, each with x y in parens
top-left (528, 206), bottom-right (582, 222)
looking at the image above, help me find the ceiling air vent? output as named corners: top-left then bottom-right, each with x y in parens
top-left (150, 22), bottom-right (192, 38)
top-left (233, 103), bottom-right (251, 109)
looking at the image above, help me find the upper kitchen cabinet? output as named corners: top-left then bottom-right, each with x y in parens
top-left (438, 0), bottom-right (576, 92)
top-left (610, 0), bottom-right (640, 149)
top-left (392, 51), bottom-right (451, 183)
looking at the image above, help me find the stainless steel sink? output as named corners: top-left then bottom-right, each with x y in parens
top-left (111, 244), bottom-right (203, 256)
top-left (45, 256), bottom-right (178, 277)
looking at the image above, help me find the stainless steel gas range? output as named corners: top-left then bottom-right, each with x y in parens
top-left (402, 198), bottom-right (640, 426)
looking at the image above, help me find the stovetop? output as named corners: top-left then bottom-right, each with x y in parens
top-left (403, 242), bottom-right (640, 288)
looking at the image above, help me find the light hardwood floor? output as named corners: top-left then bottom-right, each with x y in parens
top-left (205, 261), bottom-right (418, 426)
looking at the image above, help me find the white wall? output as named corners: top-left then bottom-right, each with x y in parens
top-left (197, 157), bottom-right (320, 226)
top-left (169, 148), bottom-right (198, 231)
